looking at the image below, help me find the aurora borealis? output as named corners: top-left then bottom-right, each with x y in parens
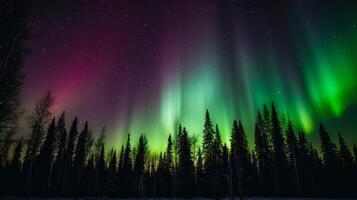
top-left (23, 0), bottom-right (357, 151)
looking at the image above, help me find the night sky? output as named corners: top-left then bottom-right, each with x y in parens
top-left (23, 0), bottom-right (357, 151)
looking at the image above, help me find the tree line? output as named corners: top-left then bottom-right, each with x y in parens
top-left (0, 93), bottom-right (356, 198)
top-left (1, 1), bottom-right (357, 198)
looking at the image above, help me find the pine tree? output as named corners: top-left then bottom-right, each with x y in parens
top-left (107, 149), bottom-right (117, 195)
top-left (118, 145), bottom-right (124, 173)
top-left (230, 120), bottom-right (252, 197)
top-left (195, 148), bottom-right (204, 197)
top-left (212, 124), bottom-right (224, 197)
top-left (52, 112), bottom-right (67, 194)
top-left (62, 117), bottom-right (78, 194)
top-left (221, 144), bottom-right (230, 196)
top-left (254, 111), bottom-right (274, 196)
top-left (83, 154), bottom-right (95, 195)
top-left (95, 142), bottom-right (106, 196)
top-left (286, 120), bottom-right (300, 193)
top-left (319, 124), bottom-right (340, 195)
top-left (319, 124), bottom-right (340, 169)
top-left (338, 133), bottom-right (353, 169)
top-left (177, 127), bottom-right (194, 197)
top-left (297, 132), bottom-right (314, 196)
top-left (0, 0), bottom-right (30, 137)
top-left (36, 118), bottom-right (57, 193)
top-left (213, 125), bottom-right (223, 163)
top-left (155, 153), bottom-right (165, 197)
top-left (263, 105), bottom-right (271, 135)
top-left (26, 92), bottom-right (55, 161)
top-left (72, 121), bottom-right (89, 195)
top-left (271, 103), bottom-right (291, 196)
top-left (250, 150), bottom-right (259, 195)
top-left (134, 134), bottom-right (148, 197)
top-left (166, 134), bottom-right (173, 169)
top-left (120, 133), bottom-right (133, 197)
top-left (23, 92), bottom-right (54, 193)
top-left (166, 134), bottom-right (173, 197)
top-left (337, 132), bottom-right (354, 195)
top-left (203, 110), bottom-right (214, 170)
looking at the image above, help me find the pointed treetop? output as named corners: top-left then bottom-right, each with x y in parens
top-left (84, 121), bottom-right (88, 130)
top-left (205, 109), bottom-right (210, 118)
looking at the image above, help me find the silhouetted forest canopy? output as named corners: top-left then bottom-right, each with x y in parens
top-left (1, 91), bottom-right (357, 198)
top-left (1, 1), bottom-right (357, 198)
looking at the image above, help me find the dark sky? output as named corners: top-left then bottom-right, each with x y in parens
top-left (22, 0), bottom-right (357, 150)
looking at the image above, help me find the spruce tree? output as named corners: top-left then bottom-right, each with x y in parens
top-left (230, 120), bottom-right (253, 197)
top-left (166, 134), bottom-right (173, 172)
top-left (36, 118), bottom-right (57, 193)
top-left (203, 110), bottom-right (214, 170)
top-left (338, 133), bottom-right (353, 169)
top-left (319, 124), bottom-right (340, 195)
top-left (121, 133), bottom-right (133, 197)
top-left (84, 154), bottom-right (95, 195)
top-left (286, 120), bottom-right (300, 193)
top-left (166, 134), bottom-right (173, 197)
top-left (297, 131), bottom-right (314, 195)
top-left (107, 149), bottom-right (117, 195)
top-left (337, 132), bottom-right (354, 195)
top-left (271, 103), bottom-right (291, 196)
top-left (62, 117), bottom-right (78, 194)
top-left (195, 148), bottom-right (204, 197)
top-left (155, 153), bottom-right (166, 197)
top-left (23, 92), bottom-right (55, 193)
top-left (177, 127), bottom-right (194, 197)
top-left (254, 111), bottom-right (274, 196)
top-left (221, 144), bottom-right (230, 196)
top-left (319, 124), bottom-right (340, 169)
top-left (134, 134), bottom-right (148, 197)
top-left (72, 121), bottom-right (89, 194)
top-left (118, 145), bottom-right (124, 173)
top-left (0, 0), bottom-right (30, 137)
top-left (95, 142), bottom-right (106, 195)
top-left (52, 112), bottom-right (67, 194)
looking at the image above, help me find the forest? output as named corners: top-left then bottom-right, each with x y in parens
top-left (1, 93), bottom-right (357, 198)
top-left (1, 1), bottom-right (357, 198)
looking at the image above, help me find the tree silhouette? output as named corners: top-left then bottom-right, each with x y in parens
top-left (230, 120), bottom-right (253, 198)
top-left (271, 103), bottom-right (291, 196)
top-left (107, 148), bottom-right (117, 195)
top-left (23, 91), bottom-right (54, 195)
top-left (60, 116), bottom-right (78, 194)
top-left (177, 127), bottom-right (194, 197)
top-left (0, 101), bottom-right (356, 198)
top-left (337, 132), bottom-right (354, 195)
top-left (286, 120), bottom-right (300, 193)
top-left (51, 112), bottom-right (67, 195)
top-left (36, 118), bottom-right (57, 194)
top-left (319, 123), bottom-right (341, 195)
top-left (0, 0), bottom-right (30, 139)
top-left (95, 139), bottom-right (106, 196)
top-left (120, 133), bottom-right (133, 197)
top-left (134, 134), bottom-right (148, 197)
top-left (254, 111), bottom-right (274, 196)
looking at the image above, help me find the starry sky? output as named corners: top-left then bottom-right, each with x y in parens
top-left (23, 0), bottom-right (357, 151)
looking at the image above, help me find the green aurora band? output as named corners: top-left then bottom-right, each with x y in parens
top-left (101, 3), bottom-right (357, 152)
